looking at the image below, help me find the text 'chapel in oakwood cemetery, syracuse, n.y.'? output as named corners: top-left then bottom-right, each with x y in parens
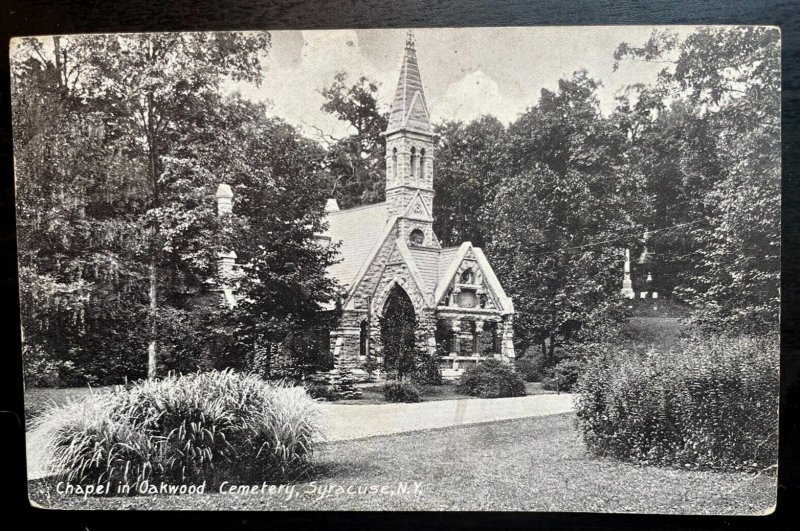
top-left (214, 31), bottom-right (516, 392)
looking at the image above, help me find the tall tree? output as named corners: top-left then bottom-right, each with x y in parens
top-left (488, 71), bottom-right (642, 357)
top-left (614, 27), bottom-right (780, 334)
top-left (433, 115), bottom-right (507, 248)
top-left (13, 33), bottom-right (270, 381)
top-left (319, 73), bottom-right (388, 209)
top-left (206, 96), bottom-right (341, 377)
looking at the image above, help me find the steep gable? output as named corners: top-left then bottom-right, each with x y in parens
top-left (322, 202), bottom-right (389, 287)
top-left (435, 242), bottom-right (514, 314)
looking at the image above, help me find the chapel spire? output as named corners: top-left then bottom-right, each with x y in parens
top-left (386, 29), bottom-right (432, 135)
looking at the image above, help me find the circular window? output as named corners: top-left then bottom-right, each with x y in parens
top-left (409, 228), bottom-right (424, 246)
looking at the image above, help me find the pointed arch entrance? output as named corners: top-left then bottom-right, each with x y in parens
top-left (380, 284), bottom-right (417, 377)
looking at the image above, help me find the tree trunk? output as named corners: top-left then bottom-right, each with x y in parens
top-left (147, 260), bottom-right (158, 379)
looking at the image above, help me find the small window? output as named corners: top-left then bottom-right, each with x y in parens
top-left (392, 147), bottom-right (398, 178)
top-left (359, 320), bottom-right (368, 358)
top-left (409, 228), bottom-right (425, 246)
top-left (410, 147), bottom-right (417, 178)
top-left (420, 148), bottom-right (426, 180)
top-left (460, 269), bottom-right (475, 284)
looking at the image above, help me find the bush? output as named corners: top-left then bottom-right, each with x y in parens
top-left (456, 358), bottom-right (526, 398)
top-left (515, 353), bottom-right (547, 382)
top-left (574, 335), bottom-right (778, 471)
top-left (541, 357), bottom-right (585, 392)
top-left (382, 381), bottom-right (421, 403)
top-left (29, 370), bottom-right (323, 493)
top-left (304, 381), bottom-right (334, 401)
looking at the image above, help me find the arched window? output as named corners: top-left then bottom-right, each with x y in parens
top-left (359, 320), bottom-right (368, 358)
top-left (420, 148), bottom-right (426, 180)
top-left (410, 147), bottom-right (417, 179)
top-left (460, 269), bottom-right (475, 284)
top-left (392, 147), bottom-right (398, 179)
top-left (409, 228), bottom-right (425, 246)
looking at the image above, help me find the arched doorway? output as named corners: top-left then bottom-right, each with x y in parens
top-left (380, 284), bottom-right (417, 378)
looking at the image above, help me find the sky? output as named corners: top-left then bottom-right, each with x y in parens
top-left (230, 26), bottom-right (691, 139)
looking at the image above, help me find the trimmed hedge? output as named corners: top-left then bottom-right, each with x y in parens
top-left (383, 381), bottom-right (421, 403)
top-left (574, 335), bottom-right (778, 471)
top-left (29, 370), bottom-right (322, 492)
top-left (456, 358), bottom-right (526, 398)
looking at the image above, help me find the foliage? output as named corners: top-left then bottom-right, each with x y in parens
top-left (541, 357), bottom-right (585, 392)
top-left (515, 352), bottom-right (547, 382)
top-left (614, 27), bottom-right (780, 335)
top-left (574, 335), bottom-right (778, 471)
top-left (12, 33), bottom-right (271, 381)
top-left (29, 370), bottom-right (323, 492)
top-left (304, 381), bottom-right (334, 401)
top-left (456, 358), bottom-right (526, 399)
top-left (487, 70), bottom-right (641, 358)
top-left (433, 116), bottom-right (507, 247)
top-left (319, 73), bottom-right (389, 209)
top-left (382, 381), bottom-right (421, 403)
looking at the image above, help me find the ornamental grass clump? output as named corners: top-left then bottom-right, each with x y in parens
top-left (456, 358), bottom-right (526, 398)
top-left (574, 335), bottom-right (778, 471)
top-left (30, 370), bottom-right (323, 493)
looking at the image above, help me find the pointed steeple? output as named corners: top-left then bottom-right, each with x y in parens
top-left (386, 30), bottom-right (433, 135)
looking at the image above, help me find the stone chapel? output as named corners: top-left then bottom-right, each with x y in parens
top-left (213, 31), bottom-right (516, 387)
top-left (317, 31), bottom-right (516, 382)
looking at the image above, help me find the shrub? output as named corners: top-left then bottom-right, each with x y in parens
top-left (305, 382), bottom-right (334, 401)
top-left (29, 370), bottom-right (323, 493)
top-left (456, 358), bottom-right (526, 398)
top-left (382, 381), bottom-right (421, 403)
top-left (574, 335), bottom-right (778, 471)
top-left (541, 357), bottom-right (585, 392)
top-left (515, 353), bottom-right (547, 382)
top-left (408, 348), bottom-right (443, 386)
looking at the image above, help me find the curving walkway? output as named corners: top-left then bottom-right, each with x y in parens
top-left (320, 393), bottom-right (575, 442)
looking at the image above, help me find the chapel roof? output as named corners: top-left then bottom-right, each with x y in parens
top-left (322, 201), bottom-right (389, 287)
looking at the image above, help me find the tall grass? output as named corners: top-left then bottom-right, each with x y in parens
top-left (30, 370), bottom-right (323, 492)
top-left (574, 335), bottom-right (778, 471)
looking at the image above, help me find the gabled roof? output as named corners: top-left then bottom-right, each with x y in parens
top-left (322, 202), bottom-right (389, 287)
top-left (386, 33), bottom-right (433, 135)
top-left (434, 242), bottom-right (514, 314)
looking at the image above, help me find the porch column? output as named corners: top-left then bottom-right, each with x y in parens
top-left (474, 320), bottom-right (484, 356)
top-left (450, 319), bottom-right (461, 355)
top-left (500, 315), bottom-right (516, 362)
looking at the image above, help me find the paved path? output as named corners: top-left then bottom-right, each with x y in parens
top-left (26, 394), bottom-right (574, 479)
top-left (320, 393), bottom-right (575, 442)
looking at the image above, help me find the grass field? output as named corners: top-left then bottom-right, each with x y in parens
top-left (24, 381), bottom-right (555, 418)
top-left (27, 412), bottom-right (775, 513)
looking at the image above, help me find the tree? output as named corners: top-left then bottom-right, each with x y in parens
top-left (433, 115), bottom-right (507, 247)
top-left (614, 27), bottom-right (780, 334)
top-left (205, 96), bottom-right (341, 378)
top-left (488, 71), bottom-right (642, 358)
top-left (319, 73), bottom-right (388, 209)
top-left (12, 33), bottom-right (270, 382)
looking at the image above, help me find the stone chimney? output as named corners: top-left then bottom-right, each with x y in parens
top-left (325, 198), bottom-right (340, 213)
top-left (216, 183), bottom-right (233, 215)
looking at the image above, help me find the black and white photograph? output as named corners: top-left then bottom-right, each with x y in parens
top-left (11, 25), bottom-right (779, 513)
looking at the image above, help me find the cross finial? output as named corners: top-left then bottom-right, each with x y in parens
top-left (405, 29), bottom-right (415, 49)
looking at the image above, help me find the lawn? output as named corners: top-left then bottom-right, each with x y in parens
top-left (27, 412), bottom-right (775, 513)
top-left (24, 381), bottom-right (554, 415)
top-left (338, 380), bottom-right (554, 405)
